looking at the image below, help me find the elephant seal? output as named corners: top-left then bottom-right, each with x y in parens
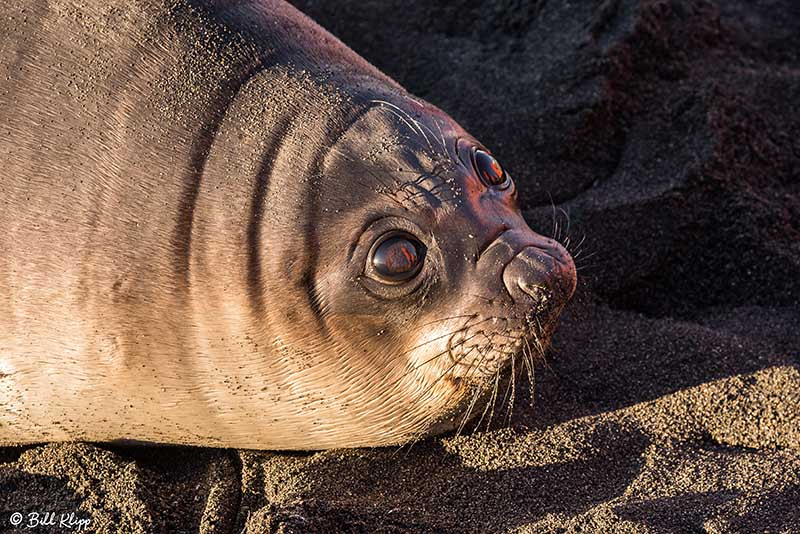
top-left (0, 0), bottom-right (576, 449)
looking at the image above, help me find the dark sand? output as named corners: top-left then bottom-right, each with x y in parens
top-left (1, 0), bottom-right (799, 532)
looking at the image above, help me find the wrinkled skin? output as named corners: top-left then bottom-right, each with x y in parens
top-left (0, 0), bottom-right (575, 449)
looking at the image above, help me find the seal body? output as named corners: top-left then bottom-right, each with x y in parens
top-left (0, 0), bottom-right (576, 449)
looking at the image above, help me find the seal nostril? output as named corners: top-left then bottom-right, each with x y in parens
top-left (517, 279), bottom-right (548, 302)
top-left (515, 279), bottom-right (554, 315)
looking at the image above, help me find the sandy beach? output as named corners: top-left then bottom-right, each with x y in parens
top-left (1, 0), bottom-right (798, 532)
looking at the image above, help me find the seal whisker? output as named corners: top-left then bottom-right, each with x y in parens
top-left (396, 316), bottom-right (494, 358)
top-left (327, 160), bottom-right (403, 204)
top-left (547, 192), bottom-right (559, 241)
top-left (488, 365), bottom-right (502, 431)
top-left (503, 353), bottom-right (516, 425)
top-left (473, 346), bottom-right (502, 433)
top-left (454, 345), bottom-right (493, 436)
top-left (467, 293), bottom-right (495, 304)
top-left (558, 207), bottom-right (572, 242)
top-left (393, 337), bottom-right (477, 455)
top-left (415, 313), bottom-right (478, 329)
top-left (406, 329), bottom-right (483, 373)
top-left (521, 341), bottom-right (537, 407)
top-left (381, 331), bottom-right (482, 398)
top-left (328, 145), bottom-right (455, 210)
top-left (497, 332), bottom-right (517, 421)
top-left (574, 250), bottom-right (597, 261)
top-left (416, 344), bottom-right (481, 411)
top-left (470, 351), bottom-right (497, 432)
top-left (433, 118), bottom-right (449, 156)
top-left (415, 115), bottom-right (449, 155)
top-left (418, 341), bottom-right (483, 411)
top-left (325, 147), bottom-right (412, 208)
top-left (399, 163), bottom-right (457, 205)
top-left (567, 233), bottom-right (588, 257)
top-left (370, 99), bottom-right (439, 157)
top-left (455, 384), bottom-right (484, 438)
top-left (532, 317), bottom-right (555, 374)
top-left (371, 101), bottom-right (436, 156)
top-left (522, 338), bottom-right (537, 376)
top-left (575, 261), bottom-right (598, 273)
top-left (326, 145), bottom-right (421, 189)
top-left (410, 112), bottom-right (449, 154)
top-left (483, 331), bottom-right (509, 431)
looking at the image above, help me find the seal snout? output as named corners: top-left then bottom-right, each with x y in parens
top-left (499, 235), bottom-right (577, 312)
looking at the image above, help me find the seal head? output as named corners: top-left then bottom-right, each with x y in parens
top-left (254, 95), bottom-right (577, 446)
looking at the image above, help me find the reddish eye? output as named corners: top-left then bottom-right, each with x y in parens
top-left (474, 149), bottom-right (510, 189)
top-left (371, 233), bottom-right (425, 283)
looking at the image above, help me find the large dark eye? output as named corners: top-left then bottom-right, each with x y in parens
top-left (474, 149), bottom-right (510, 189)
top-left (371, 233), bottom-right (426, 283)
